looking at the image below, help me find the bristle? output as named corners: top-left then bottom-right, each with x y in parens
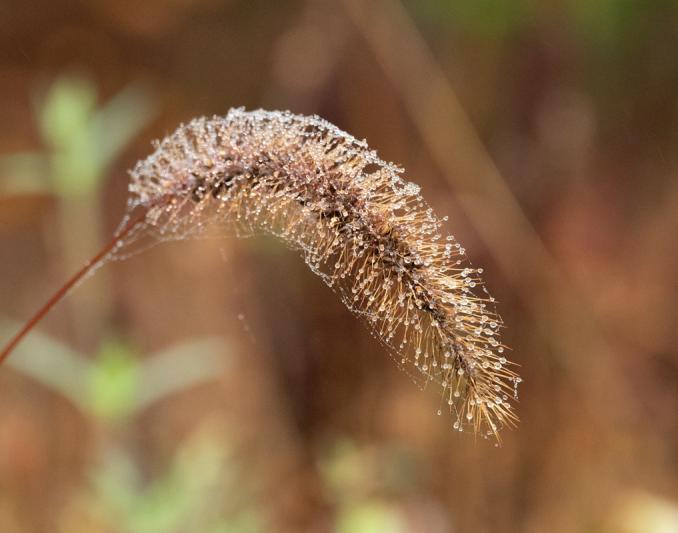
top-left (124, 108), bottom-right (521, 438)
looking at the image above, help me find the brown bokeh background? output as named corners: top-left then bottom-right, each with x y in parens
top-left (1, 1), bottom-right (677, 532)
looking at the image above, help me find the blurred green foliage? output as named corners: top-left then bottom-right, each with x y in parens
top-left (86, 424), bottom-right (261, 533)
top-left (411, 0), bottom-right (675, 50)
top-left (320, 440), bottom-right (423, 533)
top-left (337, 502), bottom-right (405, 533)
top-left (1, 318), bottom-right (263, 532)
top-left (1, 75), bottom-right (153, 198)
top-left (88, 340), bottom-right (140, 422)
top-left (1, 322), bottom-right (230, 420)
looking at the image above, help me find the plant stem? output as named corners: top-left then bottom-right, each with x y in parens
top-left (0, 211), bottom-right (146, 365)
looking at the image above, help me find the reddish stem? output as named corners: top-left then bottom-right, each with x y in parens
top-left (0, 211), bottom-right (147, 365)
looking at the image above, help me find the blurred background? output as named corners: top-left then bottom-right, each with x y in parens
top-left (1, 0), bottom-right (677, 532)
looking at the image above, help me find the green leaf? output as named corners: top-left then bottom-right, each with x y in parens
top-left (0, 319), bottom-right (90, 408)
top-left (87, 340), bottom-right (140, 422)
top-left (35, 75), bottom-right (155, 197)
top-left (38, 76), bottom-right (97, 150)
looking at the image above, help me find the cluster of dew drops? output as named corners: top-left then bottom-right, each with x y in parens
top-left (124, 108), bottom-right (522, 441)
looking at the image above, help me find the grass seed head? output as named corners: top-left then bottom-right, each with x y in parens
top-left (128, 108), bottom-right (521, 439)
